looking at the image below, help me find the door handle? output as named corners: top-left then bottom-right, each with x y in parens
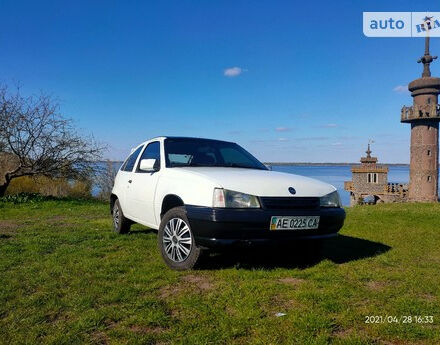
top-left (128, 180), bottom-right (132, 184)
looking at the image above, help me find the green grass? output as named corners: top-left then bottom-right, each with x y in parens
top-left (0, 200), bottom-right (439, 344)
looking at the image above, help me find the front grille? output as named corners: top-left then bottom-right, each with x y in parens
top-left (260, 197), bottom-right (320, 209)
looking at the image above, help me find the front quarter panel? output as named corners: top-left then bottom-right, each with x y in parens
top-left (154, 169), bottom-right (220, 221)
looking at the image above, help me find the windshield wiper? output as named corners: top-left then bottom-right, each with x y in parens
top-left (187, 163), bottom-right (212, 167)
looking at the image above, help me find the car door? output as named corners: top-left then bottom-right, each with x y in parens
top-left (125, 141), bottom-right (162, 226)
top-left (117, 145), bottom-right (144, 217)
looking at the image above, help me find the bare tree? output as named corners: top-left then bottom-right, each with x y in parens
top-left (0, 85), bottom-right (104, 196)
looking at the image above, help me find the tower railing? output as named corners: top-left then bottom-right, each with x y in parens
top-left (401, 104), bottom-right (440, 122)
top-left (351, 166), bottom-right (389, 173)
top-left (384, 183), bottom-right (408, 197)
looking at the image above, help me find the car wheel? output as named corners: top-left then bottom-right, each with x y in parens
top-left (112, 199), bottom-right (131, 234)
top-left (158, 207), bottom-right (201, 270)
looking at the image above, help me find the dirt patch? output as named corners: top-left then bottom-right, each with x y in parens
top-left (270, 295), bottom-right (295, 312)
top-left (366, 280), bottom-right (386, 291)
top-left (181, 274), bottom-right (213, 290)
top-left (332, 327), bottom-right (354, 339)
top-left (278, 277), bottom-right (305, 286)
top-left (159, 275), bottom-right (213, 299)
top-left (420, 293), bottom-right (436, 302)
top-left (379, 340), bottom-right (422, 345)
top-left (130, 325), bottom-right (166, 334)
top-left (46, 215), bottom-right (71, 227)
top-left (159, 284), bottom-right (183, 299)
top-left (91, 331), bottom-right (109, 345)
top-left (0, 220), bottom-right (20, 237)
top-left (48, 215), bottom-right (67, 221)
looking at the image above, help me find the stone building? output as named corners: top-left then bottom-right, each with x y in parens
top-left (401, 37), bottom-right (440, 202)
top-left (344, 144), bottom-right (408, 206)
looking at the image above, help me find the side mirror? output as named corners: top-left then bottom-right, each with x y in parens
top-left (139, 159), bottom-right (158, 172)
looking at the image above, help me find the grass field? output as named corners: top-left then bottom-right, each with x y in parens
top-left (0, 199), bottom-right (439, 344)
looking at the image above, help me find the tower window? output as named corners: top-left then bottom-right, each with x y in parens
top-left (428, 176), bottom-right (432, 182)
top-left (428, 98), bottom-right (431, 104)
top-left (367, 173), bottom-right (378, 184)
top-left (428, 150), bottom-right (432, 156)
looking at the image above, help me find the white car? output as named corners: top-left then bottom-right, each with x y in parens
top-left (111, 137), bottom-right (345, 270)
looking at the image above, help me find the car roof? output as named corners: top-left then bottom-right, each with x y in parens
top-left (146, 136), bottom-right (234, 144)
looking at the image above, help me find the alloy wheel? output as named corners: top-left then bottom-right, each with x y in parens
top-left (113, 206), bottom-right (120, 230)
top-left (162, 217), bottom-right (192, 262)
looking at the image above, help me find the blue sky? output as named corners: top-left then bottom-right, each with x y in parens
top-left (1, 0), bottom-right (439, 162)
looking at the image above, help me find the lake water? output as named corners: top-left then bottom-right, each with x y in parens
top-left (272, 165), bottom-right (412, 206)
top-left (102, 163), bottom-right (418, 206)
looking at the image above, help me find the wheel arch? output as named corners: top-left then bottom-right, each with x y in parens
top-left (161, 194), bottom-right (185, 219)
top-left (110, 193), bottom-right (118, 214)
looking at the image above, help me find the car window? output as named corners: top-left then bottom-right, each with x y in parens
top-left (121, 145), bottom-right (143, 172)
top-left (168, 153), bottom-right (191, 164)
top-left (136, 141), bottom-right (161, 172)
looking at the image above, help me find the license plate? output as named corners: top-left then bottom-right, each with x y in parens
top-left (270, 216), bottom-right (320, 230)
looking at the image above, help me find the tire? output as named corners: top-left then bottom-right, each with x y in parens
top-left (112, 199), bottom-right (131, 234)
top-left (158, 206), bottom-right (201, 270)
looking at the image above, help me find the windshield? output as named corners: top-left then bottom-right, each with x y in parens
top-left (164, 138), bottom-right (268, 170)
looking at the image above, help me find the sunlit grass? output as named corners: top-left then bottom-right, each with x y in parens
top-left (0, 200), bottom-right (439, 344)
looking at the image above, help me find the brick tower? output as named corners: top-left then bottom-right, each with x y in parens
top-left (401, 37), bottom-right (440, 202)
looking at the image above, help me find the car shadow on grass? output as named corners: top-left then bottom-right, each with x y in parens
top-left (128, 229), bottom-right (157, 235)
top-left (196, 235), bottom-right (391, 270)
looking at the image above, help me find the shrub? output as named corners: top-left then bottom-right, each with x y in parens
top-left (6, 176), bottom-right (92, 199)
top-left (0, 192), bottom-right (49, 204)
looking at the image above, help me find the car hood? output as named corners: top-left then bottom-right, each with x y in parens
top-left (175, 167), bottom-right (336, 197)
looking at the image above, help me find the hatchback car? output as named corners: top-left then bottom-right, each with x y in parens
top-left (111, 137), bottom-right (345, 270)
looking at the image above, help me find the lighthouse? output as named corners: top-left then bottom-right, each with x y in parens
top-left (401, 37), bottom-right (440, 202)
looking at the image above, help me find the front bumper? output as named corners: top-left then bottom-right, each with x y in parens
top-left (185, 205), bottom-right (346, 248)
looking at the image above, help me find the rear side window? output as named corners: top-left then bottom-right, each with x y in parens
top-left (136, 141), bottom-right (161, 172)
top-left (121, 146), bottom-right (143, 172)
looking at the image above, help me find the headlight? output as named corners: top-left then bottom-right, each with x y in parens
top-left (320, 191), bottom-right (342, 208)
top-left (213, 188), bottom-right (260, 208)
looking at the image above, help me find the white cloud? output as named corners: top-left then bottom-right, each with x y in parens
top-left (297, 136), bottom-right (329, 141)
top-left (278, 138), bottom-right (289, 142)
top-left (314, 123), bottom-right (338, 129)
top-left (275, 127), bottom-right (292, 132)
top-left (393, 85), bottom-right (408, 93)
top-left (338, 135), bottom-right (358, 140)
top-left (224, 67), bottom-right (244, 77)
